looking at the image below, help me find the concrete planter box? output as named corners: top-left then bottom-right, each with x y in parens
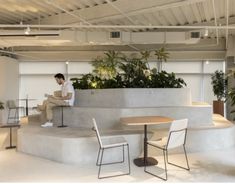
top-left (75, 88), bottom-right (192, 107)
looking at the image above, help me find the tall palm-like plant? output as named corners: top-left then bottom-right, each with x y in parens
top-left (154, 47), bottom-right (170, 72)
top-left (92, 50), bottom-right (121, 80)
top-left (118, 55), bottom-right (149, 87)
top-left (140, 50), bottom-right (151, 69)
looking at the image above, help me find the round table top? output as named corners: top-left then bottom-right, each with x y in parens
top-left (0, 123), bottom-right (21, 128)
top-left (120, 116), bottom-right (174, 126)
top-left (18, 99), bottom-right (37, 101)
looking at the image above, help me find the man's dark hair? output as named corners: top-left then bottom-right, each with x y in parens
top-left (54, 73), bottom-right (65, 80)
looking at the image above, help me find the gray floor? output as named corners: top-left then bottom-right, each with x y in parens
top-left (0, 147), bottom-right (235, 182)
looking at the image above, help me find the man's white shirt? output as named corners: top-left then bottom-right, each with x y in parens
top-left (61, 81), bottom-right (75, 106)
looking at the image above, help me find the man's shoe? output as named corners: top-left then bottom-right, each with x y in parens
top-left (41, 122), bottom-right (53, 127)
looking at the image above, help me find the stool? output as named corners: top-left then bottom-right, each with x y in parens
top-left (57, 105), bottom-right (70, 128)
top-left (0, 123), bottom-right (21, 149)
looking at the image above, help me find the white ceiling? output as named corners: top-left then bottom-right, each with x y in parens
top-left (0, 0), bottom-right (232, 29)
top-left (0, 0), bottom-right (233, 55)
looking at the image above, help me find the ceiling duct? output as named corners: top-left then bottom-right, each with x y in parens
top-left (110, 31), bottom-right (121, 38)
top-left (0, 30), bottom-right (60, 37)
top-left (0, 30), bottom-right (202, 47)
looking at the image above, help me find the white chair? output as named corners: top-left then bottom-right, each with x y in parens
top-left (7, 100), bottom-right (24, 123)
top-left (145, 119), bottom-right (190, 181)
top-left (92, 118), bottom-right (131, 179)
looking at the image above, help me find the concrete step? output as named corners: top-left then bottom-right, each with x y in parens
top-left (45, 105), bottom-right (212, 129)
top-left (17, 115), bottom-right (235, 165)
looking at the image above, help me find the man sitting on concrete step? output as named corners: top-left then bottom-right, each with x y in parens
top-left (38, 73), bottom-right (75, 127)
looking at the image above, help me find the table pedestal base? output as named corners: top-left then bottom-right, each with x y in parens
top-left (134, 157), bottom-right (158, 167)
top-left (57, 125), bottom-right (68, 128)
top-left (6, 146), bottom-right (16, 149)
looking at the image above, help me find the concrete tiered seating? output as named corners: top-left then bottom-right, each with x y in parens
top-left (17, 88), bottom-right (235, 165)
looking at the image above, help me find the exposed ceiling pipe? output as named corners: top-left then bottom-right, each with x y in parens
top-left (127, 44), bottom-right (139, 51)
top-left (45, 0), bottom-right (91, 25)
top-left (1, 24), bottom-right (235, 30)
top-left (105, 0), bottom-right (137, 25)
top-left (226, 0), bottom-right (229, 49)
top-left (211, 0), bottom-right (219, 45)
top-left (0, 50), bottom-right (40, 59)
top-left (66, 0), bottom-right (208, 26)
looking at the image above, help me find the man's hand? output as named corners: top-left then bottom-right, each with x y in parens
top-left (49, 96), bottom-right (61, 100)
top-left (45, 93), bottom-right (52, 98)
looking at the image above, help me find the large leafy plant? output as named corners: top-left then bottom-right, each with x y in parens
top-left (211, 70), bottom-right (228, 101)
top-left (92, 51), bottom-right (121, 80)
top-left (155, 47), bottom-right (169, 72)
top-left (71, 49), bottom-right (186, 89)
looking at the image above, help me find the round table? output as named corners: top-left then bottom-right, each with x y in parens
top-left (120, 116), bottom-right (173, 167)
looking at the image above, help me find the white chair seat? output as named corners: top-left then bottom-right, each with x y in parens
top-left (148, 136), bottom-right (168, 149)
top-left (101, 136), bottom-right (128, 148)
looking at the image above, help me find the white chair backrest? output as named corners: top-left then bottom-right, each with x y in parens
top-left (92, 118), bottom-right (103, 147)
top-left (167, 119), bottom-right (188, 149)
top-left (7, 100), bottom-right (16, 109)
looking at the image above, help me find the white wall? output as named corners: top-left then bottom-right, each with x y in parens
top-left (19, 61), bottom-right (67, 109)
top-left (162, 60), bottom-right (225, 103)
top-left (0, 56), bottom-right (19, 122)
top-left (19, 60), bottom-right (224, 108)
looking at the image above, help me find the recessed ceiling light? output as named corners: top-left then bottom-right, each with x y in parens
top-left (204, 28), bottom-right (209, 37)
top-left (24, 26), bottom-right (30, 35)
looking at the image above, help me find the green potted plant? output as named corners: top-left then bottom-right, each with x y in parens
top-left (91, 51), bottom-right (121, 80)
top-left (154, 47), bottom-right (169, 72)
top-left (71, 50), bottom-right (186, 89)
top-left (211, 70), bottom-right (227, 116)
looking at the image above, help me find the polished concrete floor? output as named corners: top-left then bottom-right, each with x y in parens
top-left (0, 147), bottom-right (235, 182)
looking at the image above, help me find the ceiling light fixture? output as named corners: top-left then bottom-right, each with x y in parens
top-left (24, 26), bottom-right (30, 35)
top-left (205, 60), bottom-right (209, 64)
top-left (204, 28), bottom-right (209, 37)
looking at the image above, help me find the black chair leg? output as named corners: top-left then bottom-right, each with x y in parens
top-left (122, 145), bottom-right (125, 162)
top-left (166, 145), bottom-right (190, 171)
top-left (58, 106), bottom-right (68, 128)
top-left (144, 144), bottom-right (167, 181)
top-left (98, 148), bottom-right (104, 179)
top-left (127, 144), bottom-right (131, 174)
top-left (96, 148), bottom-right (101, 166)
top-left (183, 145), bottom-right (190, 171)
top-left (14, 109), bottom-right (17, 122)
top-left (97, 145), bottom-right (131, 179)
top-left (163, 150), bottom-right (167, 180)
top-left (16, 108), bottom-right (19, 122)
top-left (7, 109), bottom-right (11, 123)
